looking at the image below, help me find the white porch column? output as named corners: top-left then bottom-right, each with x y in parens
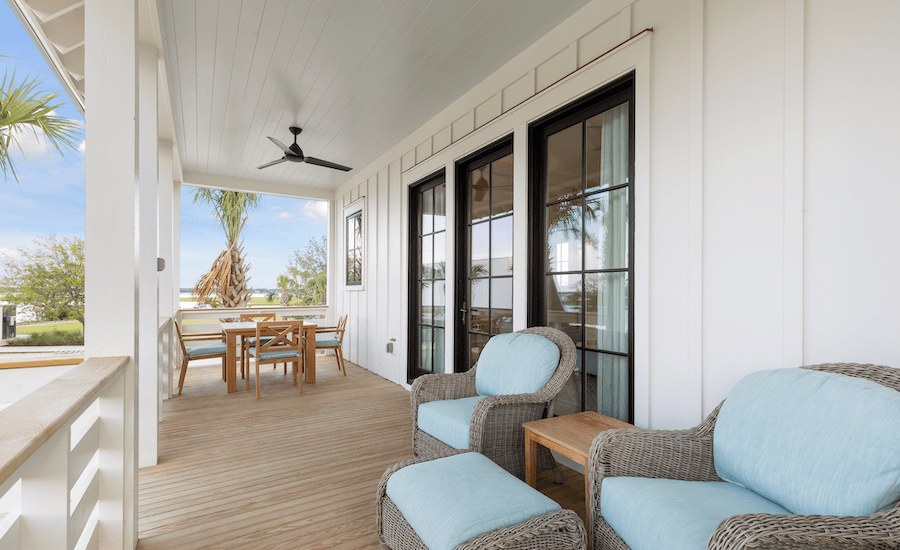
top-left (84, 0), bottom-right (139, 546)
top-left (158, 141), bottom-right (174, 402)
top-left (138, 42), bottom-right (159, 468)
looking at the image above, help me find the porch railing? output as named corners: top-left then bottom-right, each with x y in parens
top-left (0, 356), bottom-right (131, 549)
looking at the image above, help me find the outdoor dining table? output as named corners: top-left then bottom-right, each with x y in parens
top-left (220, 321), bottom-right (317, 393)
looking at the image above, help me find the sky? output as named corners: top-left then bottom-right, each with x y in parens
top-left (0, 4), bottom-right (326, 292)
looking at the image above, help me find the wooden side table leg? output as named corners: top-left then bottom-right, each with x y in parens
top-left (525, 433), bottom-right (538, 488)
top-left (226, 333), bottom-right (237, 393)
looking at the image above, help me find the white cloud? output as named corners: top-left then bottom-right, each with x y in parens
top-left (12, 126), bottom-right (51, 157)
top-left (78, 140), bottom-right (86, 154)
top-left (276, 211), bottom-right (292, 219)
top-left (300, 201), bottom-right (328, 222)
top-left (0, 247), bottom-right (19, 259)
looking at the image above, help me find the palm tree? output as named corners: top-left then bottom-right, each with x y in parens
top-left (276, 274), bottom-right (293, 306)
top-left (0, 72), bottom-right (81, 182)
top-left (192, 189), bottom-right (260, 308)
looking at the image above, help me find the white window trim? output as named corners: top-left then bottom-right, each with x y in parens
top-left (343, 197), bottom-right (365, 291)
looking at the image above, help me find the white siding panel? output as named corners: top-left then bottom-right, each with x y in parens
top-left (432, 126), bottom-right (451, 153)
top-left (366, 177), bottom-right (379, 375)
top-left (501, 71), bottom-right (535, 113)
top-left (387, 161), bottom-right (403, 383)
top-left (578, 8), bottom-right (631, 67)
top-left (474, 93), bottom-right (502, 129)
top-left (451, 111), bottom-right (475, 143)
top-left (376, 169), bottom-right (390, 378)
top-left (535, 43), bottom-right (577, 92)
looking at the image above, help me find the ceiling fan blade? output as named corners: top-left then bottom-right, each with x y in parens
top-left (267, 137), bottom-right (293, 155)
top-left (303, 156), bottom-right (352, 172)
top-left (257, 157), bottom-right (288, 170)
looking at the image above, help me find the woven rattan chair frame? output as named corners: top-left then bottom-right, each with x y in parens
top-left (588, 362), bottom-right (900, 550)
top-left (376, 451), bottom-right (587, 550)
top-left (410, 327), bottom-right (577, 479)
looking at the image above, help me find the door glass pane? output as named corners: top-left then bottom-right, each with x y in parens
top-left (470, 278), bottom-right (489, 333)
top-left (594, 352), bottom-right (629, 421)
top-left (433, 280), bottom-right (446, 327)
top-left (470, 334), bottom-right (490, 369)
top-left (433, 328), bottom-right (445, 374)
top-left (434, 184), bottom-right (446, 232)
top-left (422, 187), bottom-right (434, 235)
top-left (420, 327), bottom-right (433, 372)
top-left (490, 278), bottom-right (513, 335)
top-left (421, 281), bottom-right (432, 325)
top-left (584, 273), bottom-right (628, 353)
top-left (547, 200), bottom-right (583, 273)
top-left (491, 154), bottom-right (514, 216)
top-left (585, 187), bottom-right (628, 270)
top-left (491, 216), bottom-right (513, 275)
top-left (547, 123), bottom-right (583, 202)
top-left (433, 232), bottom-right (446, 276)
top-left (586, 103), bottom-right (630, 194)
top-left (420, 234), bottom-right (433, 279)
top-left (547, 274), bottom-right (582, 347)
top-left (470, 164), bottom-right (490, 222)
top-left (470, 222), bottom-right (489, 277)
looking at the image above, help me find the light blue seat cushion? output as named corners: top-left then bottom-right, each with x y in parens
top-left (248, 347), bottom-right (302, 361)
top-left (715, 368), bottom-right (900, 516)
top-left (315, 336), bottom-right (341, 347)
top-left (185, 342), bottom-right (226, 359)
top-left (386, 452), bottom-right (560, 550)
top-left (417, 396), bottom-right (485, 449)
top-left (601, 478), bottom-right (789, 550)
top-left (475, 333), bottom-right (559, 396)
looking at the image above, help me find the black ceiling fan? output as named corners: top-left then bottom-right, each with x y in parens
top-left (257, 126), bottom-right (352, 172)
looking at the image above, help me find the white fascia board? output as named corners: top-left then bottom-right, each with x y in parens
top-left (183, 171), bottom-right (334, 202)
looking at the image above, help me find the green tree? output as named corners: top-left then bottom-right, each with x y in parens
top-left (281, 236), bottom-right (327, 306)
top-left (191, 189), bottom-right (260, 308)
top-left (1, 236), bottom-right (85, 325)
top-left (0, 72), bottom-right (81, 182)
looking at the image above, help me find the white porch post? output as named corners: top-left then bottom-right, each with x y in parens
top-left (158, 141), bottom-right (174, 402)
top-left (137, 42), bottom-right (160, 469)
top-left (84, 0), bottom-right (139, 546)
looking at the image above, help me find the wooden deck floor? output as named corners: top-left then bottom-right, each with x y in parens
top-left (137, 357), bottom-right (587, 550)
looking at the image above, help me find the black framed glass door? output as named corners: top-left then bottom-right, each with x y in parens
top-left (408, 172), bottom-right (447, 380)
top-left (528, 74), bottom-right (635, 422)
top-left (455, 137), bottom-right (514, 370)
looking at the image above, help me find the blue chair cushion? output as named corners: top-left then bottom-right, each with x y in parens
top-left (315, 336), bottom-right (341, 347)
top-left (248, 347), bottom-right (302, 361)
top-left (714, 368), bottom-right (900, 516)
top-left (185, 342), bottom-right (226, 359)
top-left (474, 333), bottom-right (559, 396)
top-left (386, 452), bottom-right (560, 550)
top-left (417, 396), bottom-right (485, 449)
top-left (601, 478), bottom-right (790, 550)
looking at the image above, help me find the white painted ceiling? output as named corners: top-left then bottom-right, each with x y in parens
top-left (158, 0), bottom-right (594, 190)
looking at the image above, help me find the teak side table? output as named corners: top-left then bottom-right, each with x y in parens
top-left (523, 410), bottom-right (638, 505)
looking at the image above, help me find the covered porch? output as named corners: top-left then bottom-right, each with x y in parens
top-left (0, 0), bottom-right (898, 548)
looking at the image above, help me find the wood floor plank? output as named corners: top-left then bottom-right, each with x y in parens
top-left (137, 356), bottom-right (587, 549)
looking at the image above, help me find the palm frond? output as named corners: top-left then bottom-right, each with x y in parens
top-left (0, 72), bottom-right (82, 183)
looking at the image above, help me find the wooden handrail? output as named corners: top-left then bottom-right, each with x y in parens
top-left (0, 356), bottom-right (128, 485)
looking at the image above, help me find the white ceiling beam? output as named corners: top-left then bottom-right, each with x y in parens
top-left (183, 171), bottom-right (334, 202)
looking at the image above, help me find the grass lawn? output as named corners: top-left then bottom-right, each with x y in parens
top-left (17, 321), bottom-right (83, 335)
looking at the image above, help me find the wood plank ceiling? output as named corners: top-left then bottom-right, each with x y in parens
top-left (159, 0), bottom-right (594, 190)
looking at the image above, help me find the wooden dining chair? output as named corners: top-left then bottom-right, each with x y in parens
top-left (239, 312), bottom-right (276, 378)
top-left (314, 314), bottom-right (348, 376)
top-left (174, 320), bottom-right (227, 395)
top-left (247, 320), bottom-right (304, 399)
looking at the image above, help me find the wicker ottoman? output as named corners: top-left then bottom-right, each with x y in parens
top-left (377, 451), bottom-right (586, 550)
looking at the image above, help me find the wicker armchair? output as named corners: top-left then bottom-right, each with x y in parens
top-left (411, 326), bottom-right (576, 479)
top-left (588, 363), bottom-right (900, 550)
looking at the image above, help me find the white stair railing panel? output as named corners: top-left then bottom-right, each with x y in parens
top-left (0, 357), bottom-right (129, 550)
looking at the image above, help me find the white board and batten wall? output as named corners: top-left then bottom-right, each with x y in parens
top-left (331, 0), bottom-right (900, 430)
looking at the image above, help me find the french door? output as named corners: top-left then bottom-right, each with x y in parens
top-left (528, 74), bottom-right (635, 422)
top-left (408, 172), bottom-right (447, 379)
top-left (454, 137), bottom-right (514, 370)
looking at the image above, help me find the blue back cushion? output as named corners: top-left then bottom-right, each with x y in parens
top-left (386, 452), bottom-right (560, 550)
top-left (714, 368), bottom-right (900, 516)
top-left (474, 333), bottom-right (560, 396)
